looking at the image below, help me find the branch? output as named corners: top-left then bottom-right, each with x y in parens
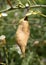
top-left (7, 0), bottom-right (13, 8)
top-left (30, 5), bottom-right (46, 8)
top-left (0, 7), bottom-right (18, 13)
top-left (0, 5), bottom-right (46, 13)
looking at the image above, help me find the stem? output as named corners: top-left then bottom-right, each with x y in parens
top-left (7, 0), bottom-right (13, 8)
top-left (17, 0), bottom-right (25, 7)
top-left (0, 5), bottom-right (46, 13)
top-left (27, 0), bottom-right (31, 5)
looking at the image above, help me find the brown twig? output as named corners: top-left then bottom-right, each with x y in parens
top-left (7, 0), bottom-right (13, 8)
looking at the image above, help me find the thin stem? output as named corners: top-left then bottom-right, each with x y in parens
top-left (7, 0), bottom-right (13, 8)
top-left (0, 5), bottom-right (46, 13)
top-left (27, 0), bottom-right (31, 5)
top-left (32, 0), bottom-right (37, 5)
top-left (17, 0), bottom-right (25, 7)
top-left (32, 0), bottom-right (46, 17)
top-left (39, 12), bottom-right (46, 17)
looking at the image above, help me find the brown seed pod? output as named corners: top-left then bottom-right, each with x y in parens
top-left (15, 16), bottom-right (30, 57)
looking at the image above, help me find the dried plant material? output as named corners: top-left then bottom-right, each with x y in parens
top-left (15, 16), bottom-right (30, 57)
top-left (33, 40), bottom-right (39, 46)
top-left (0, 62), bottom-right (6, 65)
top-left (0, 35), bottom-right (6, 47)
top-left (42, 40), bottom-right (46, 45)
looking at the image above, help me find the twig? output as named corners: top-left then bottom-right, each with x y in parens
top-left (7, 0), bottom-right (13, 8)
top-left (30, 5), bottom-right (46, 8)
top-left (32, 0), bottom-right (37, 5)
top-left (32, 1), bottom-right (46, 17)
top-left (17, 0), bottom-right (25, 7)
top-left (27, 0), bottom-right (31, 5)
top-left (0, 5), bottom-right (46, 13)
top-left (0, 7), bottom-right (18, 13)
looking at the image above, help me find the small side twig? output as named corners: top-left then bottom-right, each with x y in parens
top-left (7, 0), bottom-right (13, 8)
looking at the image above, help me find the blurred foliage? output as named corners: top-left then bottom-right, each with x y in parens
top-left (0, 0), bottom-right (46, 65)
